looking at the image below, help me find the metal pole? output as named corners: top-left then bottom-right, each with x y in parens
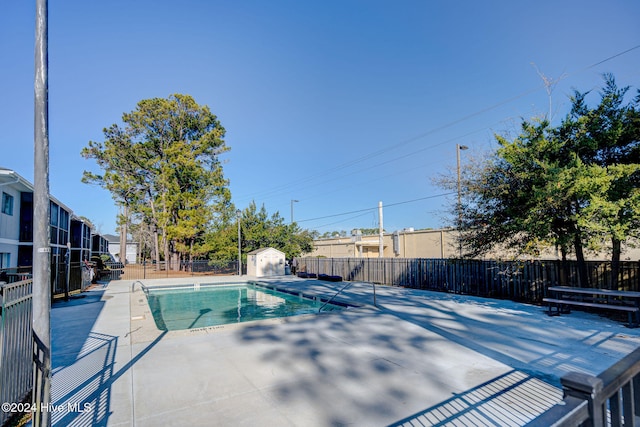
top-left (236, 209), bottom-right (242, 276)
top-left (120, 203), bottom-right (128, 267)
top-left (64, 242), bottom-right (70, 301)
top-left (290, 199), bottom-right (298, 224)
top-left (33, 0), bottom-right (51, 425)
top-left (456, 144), bottom-right (468, 258)
top-left (378, 201), bottom-right (383, 258)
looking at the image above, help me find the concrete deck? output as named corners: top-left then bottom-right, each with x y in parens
top-left (48, 276), bottom-right (640, 426)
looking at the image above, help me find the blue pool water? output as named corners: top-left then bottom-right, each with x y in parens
top-left (145, 282), bottom-right (347, 331)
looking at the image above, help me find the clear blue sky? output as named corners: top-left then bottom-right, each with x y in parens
top-left (1, 1), bottom-right (639, 236)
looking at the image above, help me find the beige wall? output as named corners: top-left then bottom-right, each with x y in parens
top-left (309, 229), bottom-right (458, 259)
top-left (307, 228), bottom-right (640, 261)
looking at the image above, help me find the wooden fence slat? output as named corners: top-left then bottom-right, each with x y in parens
top-left (297, 258), bottom-right (640, 304)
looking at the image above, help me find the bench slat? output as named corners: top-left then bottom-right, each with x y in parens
top-left (543, 298), bottom-right (640, 312)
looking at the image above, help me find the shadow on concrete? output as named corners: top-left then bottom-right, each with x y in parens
top-left (51, 330), bottom-right (166, 426)
top-left (235, 305), bottom-right (459, 425)
top-left (264, 279), bottom-right (624, 378)
top-left (51, 332), bottom-right (117, 426)
top-left (50, 287), bottom-right (167, 426)
top-left (236, 279), bottom-right (640, 425)
top-left (52, 289), bottom-right (107, 367)
top-left (374, 289), bottom-right (630, 382)
top-left (388, 370), bottom-right (559, 427)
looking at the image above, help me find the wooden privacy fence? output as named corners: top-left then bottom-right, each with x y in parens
top-left (0, 279), bottom-right (33, 426)
top-left (297, 258), bottom-right (640, 303)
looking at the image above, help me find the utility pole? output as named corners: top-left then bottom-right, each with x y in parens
top-left (236, 209), bottom-right (242, 276)
top-left (456, 144), bottom-right (468, 258)
top-left (290, 199), bottom-right (298, 224)
top-left (378, 201), bottom-right (384, 258)
top-left (119, 202), bottom-right (128, 265)
top-left (33, 0), bottom-right (51, 425)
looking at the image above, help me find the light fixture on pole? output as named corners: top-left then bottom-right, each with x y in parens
top-left (236, 209), bottom-right (242, 276)
top-left (290, 199), bottom-right (299, 224)
top-left (456, 144), bottom-right (469, 258)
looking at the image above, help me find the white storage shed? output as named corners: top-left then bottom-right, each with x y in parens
top-left (247, 247), bottom-right (286, 277)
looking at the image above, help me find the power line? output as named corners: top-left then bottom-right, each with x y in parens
top-left (297, 191), bottom-right (455, 224)
top-left (248, 123), bottom-right (494, 208)
top-left (296, 206), bottom-right (378, 223)
top-left (234, 44), bottom-right (640, 216)
top-left (383, 192), bottom-right (457, 209)
top-left (311, 211), bottom-right (374, 230)
top-left (587, 44), bottom-right (640, 70)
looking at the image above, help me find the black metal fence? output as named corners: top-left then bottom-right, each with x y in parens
top-left (2, 259), bottom-right (241, 301)
top-left (1, 263), bottom-right (91, 301)
top-left (297, 258), bottom-right (640, 303)
top-left (51, 261), bottom-right (91, 298)
top-left (0, 279), bottom-right (33, 426)
top-left (115, 260), bottom-right (240, 281)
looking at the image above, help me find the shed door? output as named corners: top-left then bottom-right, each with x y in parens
top-left (264, 252), bottom-right (280, 276)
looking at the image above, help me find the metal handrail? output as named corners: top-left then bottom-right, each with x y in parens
top-left (318, 282), bottom-right (355, 312)
top-left (318, 281), bottom-right (377, 312)
top-left (131, 280), bottom-right (147, 294)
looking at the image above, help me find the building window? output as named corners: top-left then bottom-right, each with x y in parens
top-left (50, 201), bottom-right (59, 226)
top-left (2, 192), bottom-right (13, 215)
top-left (0, 253), bottom-right (9, 269)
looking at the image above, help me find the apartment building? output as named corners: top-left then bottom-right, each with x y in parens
top-left (0, 167), bottom-right (108, 293)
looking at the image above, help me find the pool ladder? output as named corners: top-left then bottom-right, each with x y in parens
top-left (318, 281), bottom-right (377, 312)
top-left (131, 280), bottom-right (148, 294)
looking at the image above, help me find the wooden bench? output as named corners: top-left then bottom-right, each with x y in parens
top-left (544, 286), bottom-right (640, 327)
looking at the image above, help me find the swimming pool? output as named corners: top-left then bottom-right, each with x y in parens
top-left (144, 282), bottom-right (349, 331)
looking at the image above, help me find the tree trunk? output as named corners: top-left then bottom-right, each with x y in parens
top-left (611, 237), bottom-right (622, 290)
top-left (148, 196), bottom-right (161, 267)
top-left (163, 230), bottom-right (170, 270)
top-left (161, 190), bottom-right (171, 270)
top-left (568, 199), bottom-right (590, 288)
top-left (573, 231), bottom-right (590, 288)
top-left (153, 230), bottom-right (160, 267)
top-left (560, 245), bottom-right (568, 286)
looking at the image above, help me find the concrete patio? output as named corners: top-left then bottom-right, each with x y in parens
top-left (47, 276), bottom-right (640, 426)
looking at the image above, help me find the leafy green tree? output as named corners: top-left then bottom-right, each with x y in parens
top-left (82, 94), bottom-right (230, 267)
top-left (457, 119), bottom-right (581, 259)
top-left (561, 75), bottom-right (640, 285)
top-left (205, 202), bottom-right (314, 263)
top-left (452, 75), bottom-right (640, 288)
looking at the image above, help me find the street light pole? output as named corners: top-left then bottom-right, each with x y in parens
top-left (290, 199), bottom-right (299, 224)
top-left (456, 144), bottom-right (469, 258)
top-left (33, 0), bottom-right (52, 425)
top-left (236, 209), bottom-right (242, 276)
